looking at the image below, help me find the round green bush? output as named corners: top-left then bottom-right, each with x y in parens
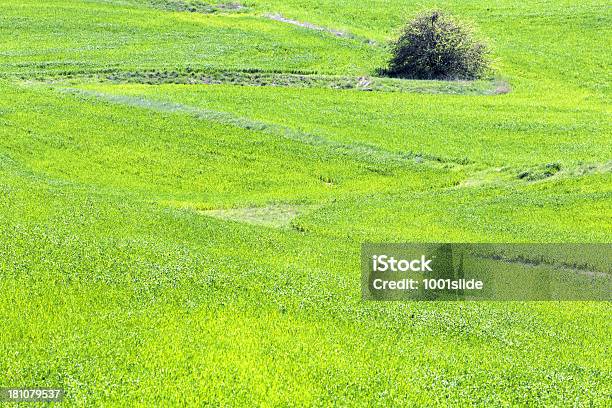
top-left (385, 10), bottom-right (490, 80)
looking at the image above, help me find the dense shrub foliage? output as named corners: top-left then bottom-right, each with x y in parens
top-left (386, 10), bottom-right (490, 80)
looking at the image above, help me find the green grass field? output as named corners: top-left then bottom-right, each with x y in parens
top-left (0, 0), bottom-right (610, 405)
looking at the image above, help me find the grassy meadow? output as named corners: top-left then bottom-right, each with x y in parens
top-left (0, 0), bottom-right (610, 405)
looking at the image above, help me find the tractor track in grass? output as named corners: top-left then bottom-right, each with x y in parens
top-left (460, 161), bottom-right (612, 188)
top-left (103, 70), bottom-right (506, 94)
top-left (57, 87), bottom-right (472, 169)
top-left (23, 70), bottom-right (507, 95)
top-left (89, 1), bottom-right (371, 44)
top-left (86, 0), bottom-right (248, 14)
top-left (473, 252), bottom-right (610, 278)
top-left (263, 13), bottom-right (376, 45)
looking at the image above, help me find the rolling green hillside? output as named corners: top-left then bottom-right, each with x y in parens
top-left (0, 0), bottom-right (610, 405)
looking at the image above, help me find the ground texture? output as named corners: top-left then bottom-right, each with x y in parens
top-left (0, 0), bottom-right (610, 405)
